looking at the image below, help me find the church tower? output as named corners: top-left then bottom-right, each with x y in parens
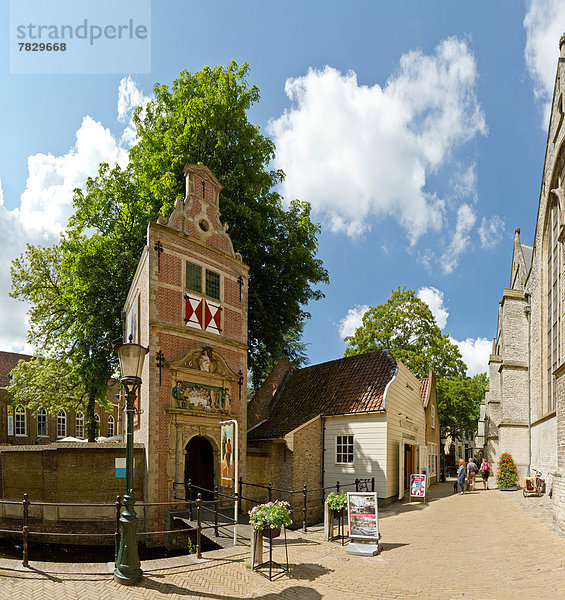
top-left (123, 164), bottom-right (248, 532)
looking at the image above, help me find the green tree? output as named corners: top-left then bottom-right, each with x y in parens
top-left (9, 235), bottom-right (128, 441)
top-left (436, 373), bottom-right (487, 440)
top-left (344, 287), bottom-right (466, 378)
top-left (70, 62), bottom-right (328, 389)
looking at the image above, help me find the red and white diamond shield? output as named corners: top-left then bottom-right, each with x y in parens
top-left (204, 300), bottom-right (221, 334)
top-left (185, 295), bottom-right (203, 329)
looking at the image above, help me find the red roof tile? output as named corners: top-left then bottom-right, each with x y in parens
top-left (248, 350), bottom-right (397, 440)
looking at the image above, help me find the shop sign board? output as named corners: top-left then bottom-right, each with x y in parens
top-left (347, 491), bottom-right (379, 541)
top-left (409, 473), bottom-right (427, 502)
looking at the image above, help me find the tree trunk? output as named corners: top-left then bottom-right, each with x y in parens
top-left (86, 387), bottom-right (97, 443)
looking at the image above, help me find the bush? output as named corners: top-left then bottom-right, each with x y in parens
top-left (325, 492), bottom-right (348, 512)
top-left (496, 452), bottom-right (519, 488)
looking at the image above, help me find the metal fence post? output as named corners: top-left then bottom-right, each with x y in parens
top-left (371, 477), bottom-right (375, 492)
top-left (355, 478), bottom-right (360, 492)
top-left (302, 484), bottom-right (307, 533)
top-left (214, 485), bottom-right (219, 537)
top-left (188, 479), bottom-right (193, 520)
top-left (238, 476), bottom-right (243, 513)
top-left (336, 481), bottom-right (340, 494)
top-left (22, 493), bottom-right (29, 567)
top-left (196, 493), bottom-right (202, 559)
top-left (115, 495), bottom-right (121, 563)
top-left (268, 482), bottom-right (272, 503)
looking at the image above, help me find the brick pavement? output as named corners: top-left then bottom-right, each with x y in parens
top-left (0, 481), bottom-right (564, 599)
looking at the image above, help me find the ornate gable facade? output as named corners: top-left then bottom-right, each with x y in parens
top-left (123, 164), bottom-right (249, 533)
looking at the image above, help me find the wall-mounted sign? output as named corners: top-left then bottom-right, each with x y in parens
top-left (115, 458), bottom-right (135, 478)
top-left (409, 474), bottom-right (427, 502)
top-left (7, 405), bottom-right (13, 436)
top-left (347, 492), bottom-right (379, 540)
top-left (172, 381), bottom-right (230, 413)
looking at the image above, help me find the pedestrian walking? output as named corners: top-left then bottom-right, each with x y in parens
top-left (467, 457), bottom-right (478, 491)
top-left (457, 459), bottom-right (466, 494)
top-left (479, 458), bottom-right (490, 490)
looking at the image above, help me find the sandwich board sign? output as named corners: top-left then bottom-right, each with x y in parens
top-left (409, 473), bottom-right (426, 502)
top-left (346, 491), bottom-right (379, 556)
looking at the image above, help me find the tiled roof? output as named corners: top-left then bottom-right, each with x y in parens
top-left (248, 350), bottom-right (397, 440)
top-left (0, 351), bottom-right (31, 387)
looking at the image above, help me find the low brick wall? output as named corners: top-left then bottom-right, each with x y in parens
top-left (0, 443), bottom-right (145, 545)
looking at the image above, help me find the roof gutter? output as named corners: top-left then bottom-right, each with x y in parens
top-left (382, 365), bottom-right (399, 411)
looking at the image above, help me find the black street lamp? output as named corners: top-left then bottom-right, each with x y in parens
top-left (113, 338), bottom-right (148, 585)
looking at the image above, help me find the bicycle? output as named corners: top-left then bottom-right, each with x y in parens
top-left (523, 470), bottom-right (546, 497)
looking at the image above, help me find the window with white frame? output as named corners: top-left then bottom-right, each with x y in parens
top-left (76, 411), bottom-right (84, 438)
top-left (57, 410), bottom-right (66, 438)
top-left (107, 415), bottom-right (115, 438)
top-left (427, 443), bottom-right (438, 477)
top-left (37, 407), bottom-right (48, 437)
top-left (431, 405), bottom-right (436, 429)
top-left (15, 406), bottom-right (26, 436)
top-left (94, 413), bottom-right (100, 436)
top-left (336, 435), bottom-right (354, 464)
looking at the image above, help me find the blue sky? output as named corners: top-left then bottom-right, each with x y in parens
top-left (1, 1), bottom-right (564, 376)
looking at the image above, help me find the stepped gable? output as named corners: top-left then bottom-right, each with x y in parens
top-left (248, 350), bottom-right (397, 440)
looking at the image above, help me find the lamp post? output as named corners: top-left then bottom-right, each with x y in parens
top-left (113, 338), bottom-right (148, 585)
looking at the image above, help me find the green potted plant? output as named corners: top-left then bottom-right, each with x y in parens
top-left (496, 452), bottom-right (519, 491)
top-left (325, 491), bottom-right (348, 514)
top-left (248, 500), bottom-right (292, 538)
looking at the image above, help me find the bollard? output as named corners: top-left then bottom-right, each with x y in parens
top-left (238, 477), bottom-right (243, 513)
top-left (188, 479), bottom-right (193, 520)
top-left (196, 493), bottom-right (202, 559)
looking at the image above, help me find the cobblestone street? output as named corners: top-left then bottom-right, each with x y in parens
top-left (0, 480), bottom-right (564, 600)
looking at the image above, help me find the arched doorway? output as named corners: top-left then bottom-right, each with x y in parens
top-left (185, 436), bottom-right (215, 500)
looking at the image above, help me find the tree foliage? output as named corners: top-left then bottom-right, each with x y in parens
top-left (10, 61), bottom-right (328, 423)
top-left (344, 287), bottom-right (466, 379)
top-left (70, 62), bottom-right (328, 389)
top-left (436, 373), bottom-right (487, 440)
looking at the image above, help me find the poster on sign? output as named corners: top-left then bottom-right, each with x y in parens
top-left (220, 421), bottom-right (235, 486)
top-left (347, 492), bottom-right (379, 540)
top-left (409, 474), bottom-right (427, 502)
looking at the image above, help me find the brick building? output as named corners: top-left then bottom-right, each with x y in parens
top-left (123, 164), bottom-right (248, 533)
top-left (247, 351), bottom-right (439, 516)
top-left (0, 351), bottom-right (120, 445)
top-left (478, 34), bottom-right (565, 534)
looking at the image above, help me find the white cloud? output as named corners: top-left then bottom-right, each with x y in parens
top-left (524, 0), bottom-right (565, 124)
top-left (338, 305), bottom-right (370, 340)
top-left (117, 76), bottom-right (150, 147)
top-left (269, 37), bottom-right (486, 241)
top-left (0, 78), bottom-right (145, 353)
top-left (479, 215), bottom-right (505, 249)
top-left (417, 287), bottom-right (449, 329)
top-left (451, 336), bottom-right (491, 377)
top-left (440, 203), bottom-right (477, 274)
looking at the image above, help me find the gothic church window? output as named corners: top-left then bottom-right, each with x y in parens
top-left (547, 196), bottom-right (561, 413)
top-left (57, 410), bottom-right (66, 438)
top-left (76, 411), bottom-right (84, 438)
top-left (15, 406), bottom-right (26, 436)
top-left (107, 415), bottom-right (115, 437)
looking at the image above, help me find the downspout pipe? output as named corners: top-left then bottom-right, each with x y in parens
top-left (382, 366), bottom-right (399, 410)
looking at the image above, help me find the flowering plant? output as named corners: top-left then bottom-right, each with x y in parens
top-left (325, 492), bottom-right (348, 512)
top-left (248, 500), bottom-right (292, 531)
top-left (496, 452), bottom-right (519, 488)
